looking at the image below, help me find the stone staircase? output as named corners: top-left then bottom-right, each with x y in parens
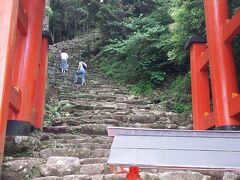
top-left (2, 34), bottom-right (236, 180)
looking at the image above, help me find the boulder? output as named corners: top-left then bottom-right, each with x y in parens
top-left (4, 136), bottom-right (41, 155)
top-left (41, 156), bottom-right (80, 176)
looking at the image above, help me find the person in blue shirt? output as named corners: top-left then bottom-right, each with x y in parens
top-left (73, 61), bottom-right (87, 85)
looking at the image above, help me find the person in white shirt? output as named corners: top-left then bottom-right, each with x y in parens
top-left (60, 50), bottom-right (69, 73)
top-left (73, 61), bottom-right (87, 85)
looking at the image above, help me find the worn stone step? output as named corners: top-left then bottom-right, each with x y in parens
top-left (32, 177), bottom-right (61, 180)
top-left (2, 158), bottom-right (45, 180)
top-left (44, 124), bottom-right (108, 135)
top-left (79, 158), bottom-right (108, 165)
top-left (51, 118), bottom-right (121, 127)
top-left (91, 149), bottom-right (109, 158)
top-left (39, 148), bottom-right (91, 159)
top-left (4, 136), bottom-right (42, 156)
top-left (70, 124), bottom-right (108, 135)
top-left (44, 142), bottom-right (111, 150)
top-left (61, 94), bottom-right (117, 101)
top-left (3, 158), bottom-right (45, 172)
top-left (45, 139), bottom-right (94, 146)
top-left (21, 34), bottom-right (198, 180)
top-left (53, 114), bottom-right (113, 122)
top-left (69, 102), bottom-right (127, 111)
top-left (43, 126), bottom-right (70, 134)
top-left (79, 163), bottom-right (110, 175)
top-left (117, 99), bottom-right (151, 105)
top-left (52, 134), bottom-right (90, 140)
top-left (87, 91), bottom-right (115, 96)
top-left (66, 109), bottom-right (118, 117)
top-left (40, 156), bottom-right (81, 177)
top-left (92, 174), bottom-right (125, 180)
top-left (52, 135), bottom-right (113, 144)
top-left (127, 114), bottom-right (159, 123)
top-left (33, 176), bottom-right (91, 180)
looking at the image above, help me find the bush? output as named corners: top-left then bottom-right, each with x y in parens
top-left (160, 74), bottom-right (192, 113)
top-left (130, 81), bottom-right (153, 96)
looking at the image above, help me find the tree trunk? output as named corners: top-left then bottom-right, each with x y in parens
top-left (64, 8), bottom-right (68, 31)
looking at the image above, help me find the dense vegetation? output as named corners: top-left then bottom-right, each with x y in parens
top-left (50, 0), bottom-right (240, 113)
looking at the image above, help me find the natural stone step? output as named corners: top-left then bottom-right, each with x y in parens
top-left (32, 177), bottom-right (61, 180)
top-left (45, 141), bottom-right (111, 150)
top-left (27, 173), bottom-right (127, 180)
top-left (52, 118), bottom-right (121, 127)
top-left (40, 156), bottom-right (81, 177)
top-left (39, 148), bottom-right (91, 159)
top-left (52, 135), bottom-right (113, 144)
top-left (79, 158), bottom-right (108, 165)
top-left (45, 139), bottom-right (94, 147)
top-left (3, 158), bottom-right (45, 172)
top-left (66, 109), bottom-right (118, 117)
top-left (63, 175), bottom-right (91, 180)
top-left (79, 164), bottom-right (109, 175)
top-left (43, 126), bottom-right (69, 134)
top-left (4, 136), bottom-right (41, 156)
top-left (61, 94), bottom-right (117, 101)
top-left (70, 124), bottom-right (108, 135)
top-left (2, 158), bottom-right (45, 180)
top-left (96, 174), bottom-right (125, 180)
top-left (91, 149), bottom-right (110, 158)
top-left (44, 124), bottom-right (109, 135)
top-left (127, 114), bottom-right (159, 123)
top-left (53, 134), bottom-right (90, 140)
top-left (11, 33), bottom-right (199, 180)
top-left (117, 99), bottom-right (151, 105)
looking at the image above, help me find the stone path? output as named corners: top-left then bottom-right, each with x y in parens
top-left (2, 34), bottom-right (236, 180)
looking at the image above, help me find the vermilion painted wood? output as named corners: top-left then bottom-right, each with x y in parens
top-left (0, 0), bottom-right (19, 173)
top-left (9, 87), bottom-right (21, 113)
top-left (190, 44), bottom-right (214, 130)
top-left (8, 2), bottom-right (27, 120)
top-left (13, 0), bottom-right (46, 125)
top-left (230, 94), bottom-right (240, 118)
top-left (203, 0), bottom-right (240, 128)
top-left (199, 49), bottom-right (209, 71)
top-left (17, 0), bottom-right (28, 35)
top-left (34, 37), bottom-right (49, 129)
top-left (224, 10), bottom-right (240, 43)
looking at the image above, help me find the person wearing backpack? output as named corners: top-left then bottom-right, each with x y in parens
top-left (73, 61), bottom-right (87, 85)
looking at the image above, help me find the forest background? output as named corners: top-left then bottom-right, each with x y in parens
top-left (49, 0), bottom-right (240, 113)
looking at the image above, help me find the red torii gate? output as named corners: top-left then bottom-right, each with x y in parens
top-left (109, 1), bottom-right (240, 180)
top-left (0, 0), bottom-right (240, 179)
top-left (187, 0), bottom-right (240, 130)
top-left (0, 0), bottom-right (51, 173)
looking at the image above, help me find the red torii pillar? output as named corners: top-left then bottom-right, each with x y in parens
top-left (34, 31), bottom-right (50, 129)
top-left (0, 0), bottom-right (19, 171)
top-left (204, 0), bottom-right (240, 130)
top-left (188, 0), bottom-right (240, 130)
top-left (7, 0), bottom-right (46, 134)
top-left (0, 0), bottom-right (51, 174)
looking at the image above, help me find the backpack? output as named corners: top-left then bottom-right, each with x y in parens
top-left (82, 63), bottom-right (87, 71)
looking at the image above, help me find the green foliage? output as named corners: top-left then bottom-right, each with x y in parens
top-left (45, 6), bottom-right (53, 17)
top-left (130, 81), bottom-right (153, 96)
top-left (50, 0), bottom-right (101, 42)
top-left (23, 167), bottom-right (41, 180)
top-left (48, 53), bottom-right (55, 62)
top-left (160, 74), bottom-right (192, 113)
top-left (50, 0), bottom-right (240, 113)
top-left (167, 0), bottom-right (205, 66)
top-left (150, 72), bottom-right (166, 84)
